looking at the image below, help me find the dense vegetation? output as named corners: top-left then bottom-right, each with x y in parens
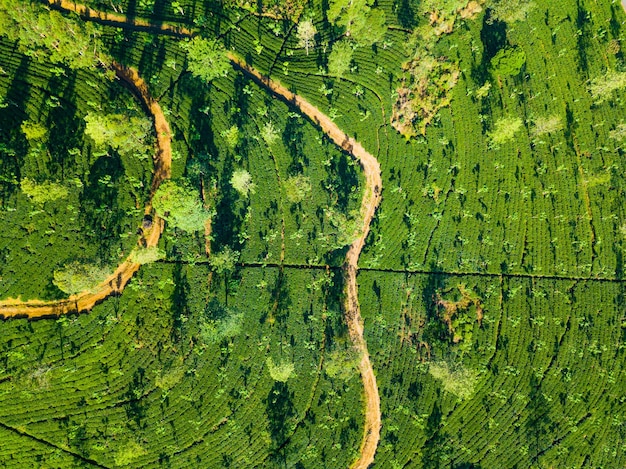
top-left (2, 0), bottom-right (626, 467)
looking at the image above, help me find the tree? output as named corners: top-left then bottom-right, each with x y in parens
top-left (181, 37), bottom-right (230, 83)
top-left (84, 112), bottom-right (153, 157)
top-left (21, 178), bottom-right (68, 206)
top-left (297, 19), bottom-right (317, 55)
top-left (209, 246), bottom-right (240, 275)
top-left (266, 357), bottom-right (295, 382)
top-left (490, 47), bottom-right (526, 77)
top-left (532, 115), bottom-right (563, 137)
top-left (589, 70), bottom-right (626, 104)
top-left (128, 246), bottom-right (166, 264)
top-left (152, 180), bottom-right (209, 232)
top-left (428, 361), bottom-right (478, 400)
top-left (230, 169), bottom-right (255, 197)
top-left (260, 121), bottom-right (278, 146)
top-left (220, 125), bottom-right (240, 149)
top-left (284, 174), bottom-right (311, 203)
top-left (0, 0), bottom-right (106, 69)
top-left (488, 116), bottom-right (523, 147)
top-left (488, 0), bottom-right (536, 24)
top-left (327, 0), bottom-right (386, 46)
top-left (21, 120), bottom-right (47, 142)
top-left (328, 41), bottom-right (353, 78)
top-left (53, 261), bottom-right (111, 295)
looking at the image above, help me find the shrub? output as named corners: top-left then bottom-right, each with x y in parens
top-left (428, 361), bottom-right (478, 400)
top-left (284, 174), bottom-right (311, 203)
top-left (267, 357), bottom-right (295, 382)
top-left (20, 178), bottom-right (68, 206)
top-left (488, 116), bottom-right (523, 147)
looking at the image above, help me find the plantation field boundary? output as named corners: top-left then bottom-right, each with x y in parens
top-left (3, 5), bottom-right (384, 467)
top-left (0, 62), bottom-right (172, 319)
top-left (0, 420), bottom-right (108, 468)
top-left (154, 260), bottom-right (626, 284)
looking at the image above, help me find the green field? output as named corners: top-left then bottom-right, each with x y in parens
top-left (2, 0), bottom-right (626, 467)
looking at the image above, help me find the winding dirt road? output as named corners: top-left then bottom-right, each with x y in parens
top-left (0, 62), bottom-right (172, 319)
top-left (229, 57), bottom-right (383, 469)
top-left (6, 5), bottom-right (383, 468)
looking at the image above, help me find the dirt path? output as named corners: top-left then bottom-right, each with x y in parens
top-left (8, 6), bottom-right (383, 468)
top-left (229, 57), bottom-right (382, 469)
top-left (0, 62), bottom-right (172, 319)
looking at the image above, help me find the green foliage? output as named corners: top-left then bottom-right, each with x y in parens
top-left (328, 41), bottom-right (353, 79)
top-left (20, 120), bottom-right (47, 142)
top-left (610, 123), bottom-right (626, 142)
top-left (393, 45), bottom-right (459, 137)
top-left (589, 70), bottom-right (626, 104)
top-left (488, 116), bottom-right (523, 147)
top-left (328, 0), bottom-right (387, 46)
top-left (181, 37), bottom-right (229, 83)
top-left (209, 247), bottom-right (240, 274)
top-left (260, 121), bottom-right (279, 146)
top-left (0, 0), bottom-right (105, 69)
top-left (230, 169), bottom-right (255, 196)
top-left (297, 19), bottom-right (317, 55)
top-left (531, 114), bottom-right (563, 137)
top-left (153, 180), bottom-right (209, 232)
top-left (129, 246), bottom-right (166, 265)
top-left (200, 307), bottom-right (243, 344)
top-left (325, 347), bottom-right (360, 381)
top-left (220, 125), bottom-right (240, 149)
top-left (284, 174), bottom-right (311, 203)
top-left (488, 0), bottom-right (536, 23)
top-left (428, 361), bottom-right (478, 400)
top-left (266, 357), bottom-right (295, 382)
top-left (490, 47), bottom-right (526, 77)
top-left (52, 262), bottom-right (111, 295)
top-left (20, 178), bottom-right (68, 206)
top-left (114, 441), bottom-right (148, 466)
top-left (84, 112), bottom-right (153, 156)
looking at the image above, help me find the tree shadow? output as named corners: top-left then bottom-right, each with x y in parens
top-left (0, 55), bottom-right (30, 203)
top-left (265, 380), bottom-right (295, 464)
top-left (80, 151), bottom-right (125, 263)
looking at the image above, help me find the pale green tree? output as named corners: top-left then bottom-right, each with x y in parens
top-left (297, 19), bottom-right (317, 55)
top-left (230, 169), bottom-right (255, 197)
top-left (488, 116), bottom-right (523, 147)
top-left (21, 178), bottom-right (68, 206)
top-left (152, 180), bottom-right (209, 232)
top-left (328, 41), bottom-right (353, 78)
top-left (181, 37), bottom-right (230, 83)
top-left (266, 357), bottom-right (295, 382)
top-left (260, 121), bottom-right (279, 146)
top-left (284, 174), bottom-right (311, 203)
top-left (129, 246), bottom-right (166, 264)
top-left (53, 262), bottom-right (111, 295)
top-left (589, 70), bottom-right (626, 104)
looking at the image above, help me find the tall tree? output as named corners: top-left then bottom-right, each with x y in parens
top-left (181, 37), bottom-right (230, 83)
top-left (297, 19), bottom-right (317, 55)
top-left (152, 180), bottom-right (209, 232)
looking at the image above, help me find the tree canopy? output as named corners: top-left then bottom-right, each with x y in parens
top-left (181, 37), bottom-right (230, 83)
top-left (152, 180), bottom-right (209, 232)
top-left (0, 0), bottom-right (106, 69)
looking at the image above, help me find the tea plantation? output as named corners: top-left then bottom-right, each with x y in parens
top-left (1, 0), bottom-right (626, 467)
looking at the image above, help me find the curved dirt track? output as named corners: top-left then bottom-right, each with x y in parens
top-left (7, 6), bottom-right (383, 468)
top-left (229, 57), bottom-right (383, 469)
top-left (0, 62), bottom-right (172, 319)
